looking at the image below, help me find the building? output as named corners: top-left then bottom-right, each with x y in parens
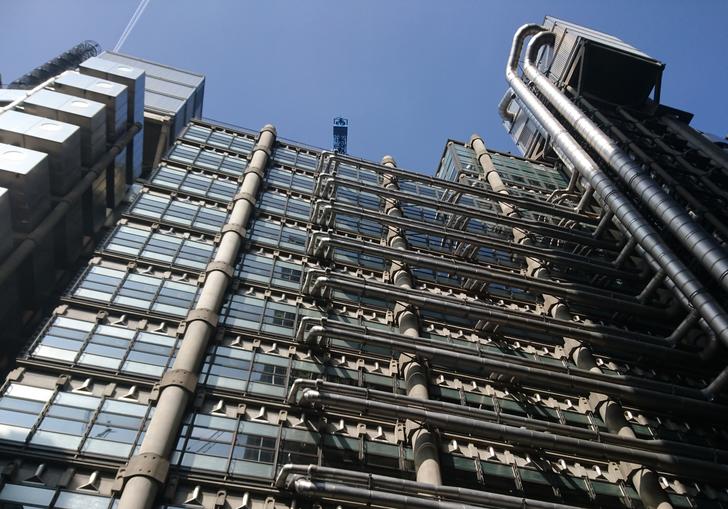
top-left (0, 16), bottom-right (727, 509)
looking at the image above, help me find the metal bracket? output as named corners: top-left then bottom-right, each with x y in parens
top-left (206, 261), bottom-right (234, 279)
top-left (252, 144), bottom-right (271, 157)
top-left (159, 369), bottom-right (198, 394)
top-left (185, 308), bottom-right (218, 327)
top-left (392, 301), bottom-right (416, 321)
top-left (243, 165), bottom-right (265, 178)
top-left (220, 223), bottom-right (247, 240)
top-left (120, 453), bottom-right (170, 485)
top-left (232, 191), bottom-right (256, 206)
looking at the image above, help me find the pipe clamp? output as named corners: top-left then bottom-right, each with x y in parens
top-left (185, 308), bottom-right (218, 327)
top-left (159, 369), bottom-right (198, 394)
top-left (220, 223), bottom-right (247, 239)
top-left (119, 453), bottom-right (170, 484)
top-left (206, 261), bottom-right (234, 279)
top-left (232, 191), bottom-right (256, 206)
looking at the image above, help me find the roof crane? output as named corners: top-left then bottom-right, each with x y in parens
top-left (333, 117), bottom-right (348, 154)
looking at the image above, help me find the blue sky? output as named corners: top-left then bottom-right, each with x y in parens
top-left (2, 1), bottom-right (726, 174)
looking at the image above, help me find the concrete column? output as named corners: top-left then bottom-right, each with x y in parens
top-left (470, 135), bottom-right (672, 509)
top-left (382, 155), bottom-right (442, 486)
top-left (116, 125), bottom-right (276, 509)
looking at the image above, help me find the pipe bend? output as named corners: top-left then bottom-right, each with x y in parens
top-left (506, 24), bottom-right (547, 76)
top-left (527, 31), bottom-right (555, 63)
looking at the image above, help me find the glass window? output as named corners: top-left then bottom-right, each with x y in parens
top-left (73, 266), bottom-right (199, 318)
top-left (0, 382), bottom-right (148, 459)
top-left (0, 484), bottom-right (54, 506)
top-left (128, 192), bottom-right (228, 233)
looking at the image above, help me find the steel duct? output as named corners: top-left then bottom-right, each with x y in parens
top-left (292, 387), bottom-right (728, 482)
top-left (505, 25), bottom-right (728, 396)
top-left (522, 29), bottom-right (728, 296)
top-left (277, 464), bottom-right (586, 509)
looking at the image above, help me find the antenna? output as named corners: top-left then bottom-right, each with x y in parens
top-left (333, 117), bottom-right (348, 154)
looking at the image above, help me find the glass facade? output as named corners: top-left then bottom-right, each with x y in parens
top-left (1, 26), bottom-right (727, 506)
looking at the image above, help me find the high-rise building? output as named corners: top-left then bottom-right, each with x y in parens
top-left (0, 16), bottom-right (727, 509)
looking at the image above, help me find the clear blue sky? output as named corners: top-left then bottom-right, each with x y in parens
top-left (2, 1), bottom-right (726, 174)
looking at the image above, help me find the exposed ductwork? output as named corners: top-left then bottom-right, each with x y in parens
top-left (504, 24), bottom-right (728, 397)
top-left (286, 380), bottom-right (728, 482)
top-left (522, 29), bottom-right (728, 296)
top-left (277, 464), bottom-right (586, 509)
top-left (294, 318), bottom-right (726, 419)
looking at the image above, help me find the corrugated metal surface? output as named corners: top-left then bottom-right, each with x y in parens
top-left (547, 24), bottom-right (579, 85)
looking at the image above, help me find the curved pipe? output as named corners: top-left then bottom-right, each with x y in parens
top-left (505, 25), bottom-right (728, 384)
top-left (278, 464), bottom-right (586, 509)
top-left (498, 89), bottom-right (516, 124)
top-left (296, 319), bottom-right (726, 419)
top-left (522, 29), bottom-right (728, 304)
top-left (306, 270), bottom-right (704, 367)
top-left (310, 233), bottom-right (667, 316)
top-left (295, 388), bottom-right (728, 482)
top-left (287, 378), bottom-right (728, 464)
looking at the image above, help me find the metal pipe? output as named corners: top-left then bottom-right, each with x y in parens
top-left (326, 174), bottom-right (614, 249)
top-left (470, 132), bottom-right (674, 500)
top-left (319, 152), bottom-right (598, 224)
top-left (505, 26), bottom-right (728, 381)
top-left (116, 124), bottom-right (276, 509)
top-left (298, 321), bottom-right (726, 419)
top-left (292, 478), bottom-right (502, 509)
top-left (637, 269), bottom-right (666, 304)
top-left (498, 89), bottom-right (516, 124)
top-left (662, 115), bottom-right (728, 173)
top-left (305, 271), bottom-right (703, 366)
top-left (572, 94), bottom-right (728, 241)
top-left (0, 75), bottom-right (61, 116)
top-left (522, 28), bottom-right (728, 303)
top-left (310, 233), bottom-right (666, 316)
top-left (0, 123), bottom-right (142, 287)
top-left (301, 322), bottom-right (698, 399)
top-left (287, 379), bottom-right (728, 464)
top-left (295, 389), bottom-right (728, 482)
top-left (277, 464), bottom-right (585, 509)
top-left (380, 155), bottom-right (442, 486)
top-left (324, 202), bottom-right (637, 279)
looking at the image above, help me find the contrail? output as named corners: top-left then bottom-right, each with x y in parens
top-left (113, 0), bottom-right (151, 52)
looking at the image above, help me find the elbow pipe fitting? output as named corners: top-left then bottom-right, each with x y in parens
top-left (506, 26), bottom-right (728, 389)
top-left (524, 27), bottom-right (728, 306)
top-left (498, 89), bottom-right (516, 124)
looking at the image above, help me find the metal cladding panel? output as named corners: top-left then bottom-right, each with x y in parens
top-left (54, 196), bottom-right (83, 266)
top-left (80, 56), bottom-right (145, 124)
top-left (542, 17), bottom-right (662, 105)
top-left (98, 51), bottom-right (204, 88)
top-left (107, 148), bottom-right (127, 207)
top-left (0, 143), bottom-right (50, 232)
top-left (547, 24), bottom-right (579, 85)
top-left (0, 110), bottom-right (82, 196)
top-left (0, 89), bottom-right (27, 104)
top-left (144, 90), bottom-right (184, 116)
top-left (23, 89), bottom-right (107, 166)
top-left (0, 187), bottom-right (13, 260)
top-left (54, 71), bottom-right (129, 139)
top-left (82, 170), bottom-right (107, 234)
top-left (145, 76), bottom-right (195, 101)
top-left (544, 16), bottom-right (653, 60)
